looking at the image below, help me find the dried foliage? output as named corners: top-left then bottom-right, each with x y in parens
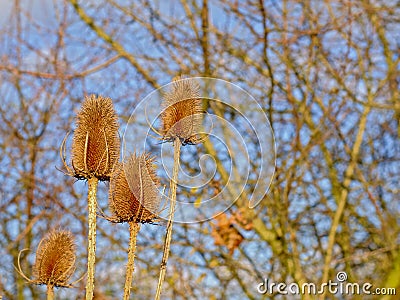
top-left (211, 213), bottom-right (245, 255)
top-left (71, 95), bottom-right (120, 181)
top-left (109, 153), bottom-right (160, 223)
top-left (32, 230), bottom-right (76, 287)
top-left (161, 77), bottom-right (203, 145)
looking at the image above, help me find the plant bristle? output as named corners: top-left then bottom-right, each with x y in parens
top-left (33, 230), bottom-right (76, 287)
top-left (161, 77), bottom-right (202, 144)
top-left (109, 153), bottom-right (160, 223)
top-left (71, 95), bottom-right (120, 181)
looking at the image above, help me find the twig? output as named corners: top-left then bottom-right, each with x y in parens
top-left (123, 222), bottom-right (141, 300)
top-left (47, 285), bottom-right (54, 300)
top-left (155, 138), bottom-right (181, 300)
top-left (86, 177), bottom-right (98, 299)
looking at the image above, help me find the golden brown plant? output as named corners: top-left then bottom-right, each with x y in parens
top-left (17, 230), bottom-right (76, 300)
top-left (60, 94), bottom-right (120, 300)
top-left (156, 76), bottom-right (204, 300)
top-left (109, 153), bottom-right (160, 224)
top-left (108, 153), bottom-right (160, 300)
top-left (70, 94), bottom-right (120, 181)
top-left (161, 77), bottom-right (203, 145)
top-left (32, 230), bottom-right (76, 287)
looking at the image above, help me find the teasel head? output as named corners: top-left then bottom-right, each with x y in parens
top-left (108, 153), bottom-right (161, 224)
top-left (17, 229), bottom-right (76, 289)
top-left (62, 95), bottom-right (120, 181)
top-left (161, 76), bottom-right (203, 145)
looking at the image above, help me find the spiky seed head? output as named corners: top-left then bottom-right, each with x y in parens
top-left (109, 153), bottom-right (160, 223)
top-left (71, 95), bottom-right (120, 181)
top-left (32, 230), bottom-right (76, 287)
top-left (161, 77), bottom-right (203, 144)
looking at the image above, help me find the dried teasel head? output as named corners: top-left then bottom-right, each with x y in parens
top-left (70, 95), bottom-right (120, 181)
top-left (109, 153), bottom-right (160, 224)
top-left (32, 229), bottom-right (76, 288)
top-left (161, 76), bottom-right (203, 145)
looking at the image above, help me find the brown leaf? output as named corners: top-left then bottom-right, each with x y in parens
top-left (211, 213), bottom-right (244, 254)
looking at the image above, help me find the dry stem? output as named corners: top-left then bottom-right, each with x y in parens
top-left (123, 222), bottom-right (141, 300)
top-left (155, 138), bottom-right (181, 300)
top-left (86, 177), bottom-right (98, 299)
top-left (47, 285), bottom-right (54, 300)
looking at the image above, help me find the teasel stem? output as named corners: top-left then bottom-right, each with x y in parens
top-left (155, 137), bottom-right (181, 300)
top-left (123, 222), bottom-right (141, 300)
top-left (86, 177), bottom-right (98, 300)
top-left (47, 285), bottom-right (54, 300)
